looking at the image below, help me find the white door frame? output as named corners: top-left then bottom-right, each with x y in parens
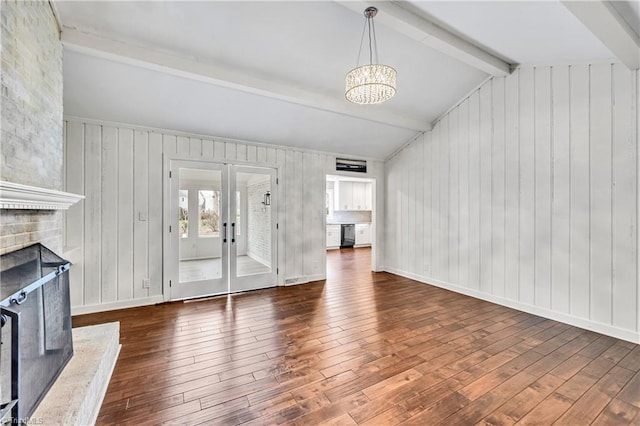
top-left (163, 156), bottom-right (279, 301)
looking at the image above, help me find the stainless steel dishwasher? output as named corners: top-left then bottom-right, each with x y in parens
top-left (340, 224), bottom-right (355, 248)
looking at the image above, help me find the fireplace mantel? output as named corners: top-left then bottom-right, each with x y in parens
top-left (0, 181), bottom-right (84, 210)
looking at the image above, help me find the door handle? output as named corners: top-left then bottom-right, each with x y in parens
top-left (231, 222), bottom-right (236, 243)
top-left (223, 222), bottom-right (227, 243)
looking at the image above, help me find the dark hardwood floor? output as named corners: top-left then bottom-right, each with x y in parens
top-left (74, 248), bottom-right (640, 425)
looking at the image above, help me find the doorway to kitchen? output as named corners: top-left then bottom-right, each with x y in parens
top-left (325, 174), bottom-right (376, 273)
top-left (164, 159), bottom-right (278, 301)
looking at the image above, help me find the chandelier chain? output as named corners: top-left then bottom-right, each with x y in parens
top-left (355, 18), bottom-right (367, 68)
top-left (368, 15), bottom-right (373, 65)
top-left (372, 17), bottom-right (379, 64)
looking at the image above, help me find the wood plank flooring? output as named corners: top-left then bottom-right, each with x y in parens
top-left (73, 248), bottom-right (640, 425)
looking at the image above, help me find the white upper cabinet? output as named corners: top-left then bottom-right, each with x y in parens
top-left (337, 181), bottom-right (354, 211)
top-left (352, 182), bottom-right (365, 211)
top-left (335, 181), bottom-right (372, 211)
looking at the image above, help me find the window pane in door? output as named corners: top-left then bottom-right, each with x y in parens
top-left (236, 191), bottom-right (241, 236)
top-left (237, 172), bottom-right (271, 277)
top-left (198, 190), bottom-right (220, 237)
top-left (179, 190), bottom-right (188, 238)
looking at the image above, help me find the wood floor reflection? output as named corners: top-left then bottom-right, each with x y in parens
top-left (73, 248), bottom-right (640, 425)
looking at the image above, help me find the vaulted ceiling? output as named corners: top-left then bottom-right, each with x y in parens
top-left (55, 1), bottom-right (638, 160)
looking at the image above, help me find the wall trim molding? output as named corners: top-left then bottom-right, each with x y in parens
top-left (71, 295), bottom-right (164, 316)
top-left (0, 180), bottom-right (84, 210)
top-left (385, 267), bottom-right (640, 344)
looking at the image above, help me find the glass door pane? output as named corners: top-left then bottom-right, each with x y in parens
top-left (230, 166), bottom-right (277, 292)
top-left (170, 161), bottom-right (228, 300)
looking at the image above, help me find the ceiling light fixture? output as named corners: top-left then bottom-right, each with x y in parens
top-left (345, 6), bottom-right (396, 105)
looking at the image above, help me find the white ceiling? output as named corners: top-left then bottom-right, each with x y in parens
top-left (56, 1), bottom-right (631, 160)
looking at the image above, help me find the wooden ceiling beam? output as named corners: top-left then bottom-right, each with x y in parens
top-left (562, 0), bottom-right (639, 70)
top-left (336, 1), bottom-right (512, 77)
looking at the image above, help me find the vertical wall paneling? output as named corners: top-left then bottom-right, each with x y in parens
top-left (202, 139), bottom-right (214, 158)
top-left (399, 144), bottom-right (409, 270)
top-left (492, 77), bottom-right (506, 297)
top-left (65, 122), bottom-right (85, 307)
top-left (148, 132), bottom-right (163, 296)
top-left (551, 66), bottom-right (571, 313)
top-left (439, 115), bottom-right (450, 281)
top-left (276, 148), bottom-right (286, 281)
top-left (534, 66), bottom-right (552, 309)
top-left (449, 108), bottom-right (460, 285)
top-left (163, 134), bottom-right (177, 156)
top-left (636, 70), bottom-right (640, 335)
top-left (406, 140), bottom-right (416, 274)
top-left (176, 136), bottom-right (190, 157)
top-left (84, 124), bottom-right (102, 305)
top-left (133, 130), bottom-right (150, 299)
top-left (589, 63), bottom-right (613, 324)
top-left (519, 67), bottom-right (535, 305)
top-left (267, 147), bottom-right (278, 165)
top-left (312, 153), bottom-right (325, 278)
top-left (225, 141), bottom-right (237, 161)
top-left (236, 144), bottom-right (247, 162)
top-left (431, 123), bottom-right (441, 279)
top-left (300, 152), bottom-right (312, 276)
top-left (283, 150), bottom-right (296, 280)
top-left (101, 126), bottom-right (119, 304)
top-left (247, 145), bottom-right (257, 163)
top-left (569, 64), bottom-right (591, 319)
top-left (479, 82), bottom-right (493, 293)
top-left (293, 151), bottom-right (304, 278)
top-left (468, 92), bottom-right (480, 289)
top-left (504, 70), bottom-right (520, 301)
top-left (423, 133), bottom-right (432, 276)
top-left (256, 146), bottom-right (267, 163)
top-left (189, 137), bottom-right (202, 157)
top-left (117, 128), bottom-right (135, 301)
top-left (612, 65), bottom-right (636, 330)
top-left (415, 135), bottom-right (425, 277)
top-left (384, 63), bottom-right (638, 342)
top-left (301, 152), bottom-right (314, 278)
top-left (214, 141), bottom-right (225, 159)
top-left (384, 157), bottom-right (393, 269)
top-left (458, 100), bottom-right (470, 287)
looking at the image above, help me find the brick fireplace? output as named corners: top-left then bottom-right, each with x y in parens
top-left (1, 0), bottom-right (64, 255)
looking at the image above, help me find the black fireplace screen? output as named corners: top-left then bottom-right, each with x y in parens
top-left (0, 244), bottom-right (74, 423)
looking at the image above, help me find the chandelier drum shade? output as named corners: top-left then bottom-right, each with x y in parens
top-left (345, 6), bottom-right (397, 105)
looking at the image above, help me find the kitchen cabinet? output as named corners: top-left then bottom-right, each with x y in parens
top-left (335, 181), bottom-right (372, 211)
top-left (352, 182), bottom-right (365, 210)
top-left (364, 183), bottom-right (372, 210)
top-left (337, 181), bottom-right (353, 211)
top-left (355, 223), bottom-right (371, 246)
top-left (326, 224), bottom-right (341, 248)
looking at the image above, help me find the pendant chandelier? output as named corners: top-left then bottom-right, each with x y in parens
top-left (345, 6), bottom-right (397, 105)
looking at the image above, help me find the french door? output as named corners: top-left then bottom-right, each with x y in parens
top-left (166, 160), bottom-right (277, 300)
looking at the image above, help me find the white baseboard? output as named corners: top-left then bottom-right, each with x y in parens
top-left (384, 267), bottom-right (640, 345)
top-left (71, 295), bottom-right (164, 316)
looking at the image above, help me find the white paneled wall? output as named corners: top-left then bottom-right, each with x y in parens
top-left (385, 64), bottom-right (639, 343)
top-left (64, 119), bottom-right (384, 314)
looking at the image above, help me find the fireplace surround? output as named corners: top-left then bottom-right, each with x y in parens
top-left (0, 244), bottom-right (74, 424)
